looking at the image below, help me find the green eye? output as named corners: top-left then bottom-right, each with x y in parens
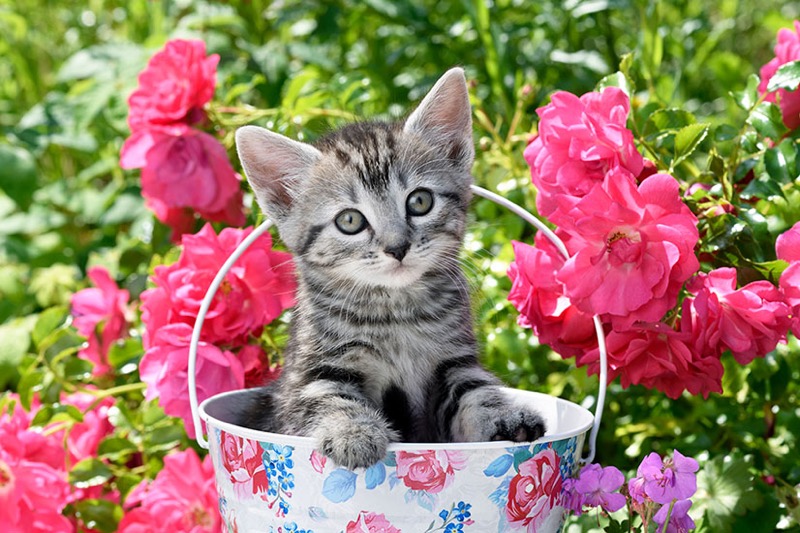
top-left (407, 189), bottom-right (434, 216)
top-left (335, 209), bottom-right (368, 235)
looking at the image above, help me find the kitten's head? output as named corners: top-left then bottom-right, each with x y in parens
top-left (236, 68), bottom-right (474, 289)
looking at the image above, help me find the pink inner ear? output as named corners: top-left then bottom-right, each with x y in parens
top-left (404, 68), bottom-right (472, 138)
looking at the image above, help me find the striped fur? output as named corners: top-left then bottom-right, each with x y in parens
top-left (235, 68), bottom-right (545, 469)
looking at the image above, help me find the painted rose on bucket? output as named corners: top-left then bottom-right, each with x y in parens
top-left (220, 433), bottom-right (269, 501)
top-left (395, 450), bottom-right (467, 494)
top-left (345, 511), bottom-right (401, 533)
top-left (505, 448), bottom-right (563, 531)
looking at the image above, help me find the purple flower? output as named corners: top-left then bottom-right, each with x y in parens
top-left (654, 499), bottom-right (696, 533)
top-left (561, 478), bottom-right (584, 515)
top-left (627, 474), bottom-right (647, 504)
top-left (635, 450), bottom-right (699, 504)
top-left (574, 463), bottom-right (627, 513)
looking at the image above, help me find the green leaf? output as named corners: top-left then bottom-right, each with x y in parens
top-left (0, 315), bottom-right (35, 389)
top-left (70, 458), bottom-right (114, 488)
top-left (30, 402), bottom-right (84, 426)
top-left (673, 123), bottom-right (710, 167)
top-left (766, 60), bottom-right (800, 92)
top-left (747, 101), bottom-right (788, 140)
top-left (30, 264), bottom-right (79, 308)
top-left (70, 498), bottom-right (123, 533)
top-left (732, 74), bottom-right (760, 110)
top-left (32, 305), bottom-right (69, 349)
top-left (694, 455), bottom-right (759, 532)
top-left (0, 144), bottom-right (37, 209)
top-left (97, 436), bottom-right (138, 461)
top-left (595, 71), bottom-right (632, 96)
top-left (107, 337), bottom-right (143, 371)
top-left (643, 108), bottom-right (697, 137)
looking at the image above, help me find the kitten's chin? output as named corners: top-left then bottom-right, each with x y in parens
top-left (357, 264), bottom-right (426, 289)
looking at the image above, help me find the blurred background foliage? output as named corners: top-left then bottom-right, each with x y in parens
top-left (2, 0), bottom-right (800, 530)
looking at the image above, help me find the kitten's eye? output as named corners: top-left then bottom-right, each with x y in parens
top-left (406, 189), bottom-right (434, 216)
top-left (335, 209), bottom-right (368, 235)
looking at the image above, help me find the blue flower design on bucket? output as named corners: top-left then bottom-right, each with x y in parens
top-left (424, 501), bottom-right (474, 532)
top-left (262, 442), bottom-right (296, 517)
top-left (269, 522), bottom-right (314, 533)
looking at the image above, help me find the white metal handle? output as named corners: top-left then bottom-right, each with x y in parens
top-left (188, 185), bottom-right (607, 463)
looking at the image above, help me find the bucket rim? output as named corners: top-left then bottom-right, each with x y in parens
top-left (199, 387), bottom-right (594, 452)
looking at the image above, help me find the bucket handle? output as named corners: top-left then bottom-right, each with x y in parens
top-left (188, 184), bottom-right (607, 464)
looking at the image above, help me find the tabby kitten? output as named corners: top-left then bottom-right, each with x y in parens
top-left (234, 68), bottom-right (545, 469)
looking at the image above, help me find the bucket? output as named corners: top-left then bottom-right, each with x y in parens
top-left (189, 185), bottom-right (608, 533)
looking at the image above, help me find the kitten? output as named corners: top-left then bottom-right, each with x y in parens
top-left (234, 68), bottom-right (545, 470)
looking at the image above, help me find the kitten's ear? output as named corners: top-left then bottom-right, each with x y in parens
top-left (403, 67), bottom-right (474, 171)
top-left (235, 125), bottom-right (321, 221)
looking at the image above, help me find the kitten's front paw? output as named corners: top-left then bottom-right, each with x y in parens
top-left (314, 415), bottom-right (397, 470)
top-left (489, 407), bottom-right (546, 443)
top-left (453, 389), bottom-right (547, 443)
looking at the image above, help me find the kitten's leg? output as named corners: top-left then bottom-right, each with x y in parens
top-left (433, 356), bottom-right (546, 442)
top-left (295, 381), bottom-right (398, 470)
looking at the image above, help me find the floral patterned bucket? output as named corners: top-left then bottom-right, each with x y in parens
top-left (200, 388), bottom-right (592, 533)
top-left (189, 185), bottom-right (608, 533)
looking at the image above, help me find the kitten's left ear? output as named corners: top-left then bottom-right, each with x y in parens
top-left (404, 67), bottom-right (475, 171)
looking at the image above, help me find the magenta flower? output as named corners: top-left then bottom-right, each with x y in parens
top-left (139, 323), bottom-right (245, 438)
top-left (574, 463), bottom-right (626, 513)
top-left (140, 223), bottom-right (296, 349)
top-left (560, 477), bottom-right (584, 515)
top-left (654, 498), bottom-right (696, 533)
top-left (584, 321), bottom-right (723, 399)
top-left (524, 87), bottom-right (644, 219)
top-left (758, 21), bottom-right (800, 130)
top-left (555, 171), bottom-right (699, 329)
top-left (118, 448), bottom-right (220, 532)
top-left (70, 266), bottom-right (131, 376)
top-left (684, 268), bottom-right (792, 365)
top-left (508, 232), bottom-right (596, 359)
top-left (121, 125), bottom-right (245, 240)
top-left (634, 450), bottom-right (699, 505)
top-left (126, 39), bottom-right (218, 134)
top-left (777, 222), bottom-right (800, 338)
top-left (0, 400), bottom-right (72, 532)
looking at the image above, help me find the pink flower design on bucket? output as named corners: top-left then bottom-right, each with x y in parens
top-left (505, 448), bottom-right (563, 531)
top-left (395, 450), bottom-right (468, 494)
top-left (220, 433), bottom-right (269, 501)
top-left (345, 511), bottom-right (401, 533)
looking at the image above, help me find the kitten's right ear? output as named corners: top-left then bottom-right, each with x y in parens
top-left (235, 125), bottom-right (321, 221)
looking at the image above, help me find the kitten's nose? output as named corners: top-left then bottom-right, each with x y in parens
top-left (384, 242), bottom-right (410, 262)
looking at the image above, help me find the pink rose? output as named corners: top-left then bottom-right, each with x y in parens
top-left (684, 268), bottom-right (792, 365)
top-left (139, 323), bottom-right (245, 438)
top-left (0, 403), bottom-right (72, 532)
top-left (556, 171), bottom-right (699, 329)
top-left (141, 223), bottom-right (296, 348)
top-left (584, 322), bottom-right (723, 399)
top-left (121, 125), bottom-right (245, 239)
top-left (345, 511), bottom-right (401, 533)
top-left (524, 87), bottom-right (644, 219)
top-left (59, 391), bottom-right (115, 466)
top-left (777, 222), bottom-right (800, 338)
top-left (118, 449), bottom-right (221, 533)
top-left (758, 21), bottom-right (800, 130)
top-left (505, 448), bottom-right (563, 530)
top-left (70, 266), bottom-right (131, 376)
top-left (508, 233), bottom-right (596, 359)
top-left (127, 39), bottom-right (218, 133)
top-left (220, 433), bottom-right (269, 501)
top-left (395, 450), bottom-right (467, 494)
